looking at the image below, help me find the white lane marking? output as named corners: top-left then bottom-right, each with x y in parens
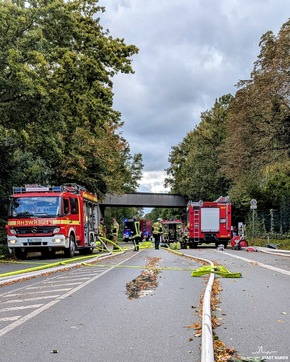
top-left (55, 276), bottom-right (91, 281)
top-left (0, 253), bottom-right (137, 337)
top-left (25, 282), bottom-right (82, 288)
top-left (1, 295), bottom-right (60, 304)
top-left (0, 304), bottom-right (44, 312)
top-left (0, 316), bottom-right (21, 322)
top-left (220, 251), bottom-right (290, 276)
top-left (2, 288), bottom-right (72, 297)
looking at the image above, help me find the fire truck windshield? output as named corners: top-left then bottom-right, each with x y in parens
top-left (8, 196), bottom-right (61, 218)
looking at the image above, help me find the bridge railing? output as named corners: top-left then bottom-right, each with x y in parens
top-left (100, 192), bottom-right (187, 208)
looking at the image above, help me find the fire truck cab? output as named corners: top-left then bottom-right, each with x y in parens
top-left (186, 196), bottom-right (232, 248)
top-left (6, 184), bottom-right (100, 259)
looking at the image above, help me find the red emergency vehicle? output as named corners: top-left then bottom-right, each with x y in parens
top-left (161, 220), bottom-right (183, 243)
top-left (6, 184), bottom-right (100, 259)
top-left (139, 219), bottom-right (152, 240)
top-left (123, 219), bottom-right (136, 242)
top-left (123, 218), bottom-right (151, 241)
top-left (186, 196), bottom-right (232, 248)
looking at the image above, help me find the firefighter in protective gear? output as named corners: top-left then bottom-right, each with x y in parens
top-left (98, 217), bottom-right (106, 237)
top-left (152, 218), bottom-right (163, 250)
top-left (96, 217), bottom-right (107, 251)
top-left (132, 218), bottom-right (141, 251)
top-left (181, 225), bottom-right (189, 248)
top-left (177, 224), bottom-right (182, 239)
top-left (111, 218), bottom-right (119, 249)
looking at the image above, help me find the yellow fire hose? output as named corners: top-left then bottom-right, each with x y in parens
top-left (0, 239), bottom-right (155, 279)
top-left (0, 253), bottom-right (102, 278)
top-left (191, 265), bottom-right (242, 278)
top-left (98, 236), bottom-right (124, 252)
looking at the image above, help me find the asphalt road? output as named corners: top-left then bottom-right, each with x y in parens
top-left (0, 248), bottom-right (206, 362)
top-left (1, 245), bottom-right (290, 361)
top-left (186, 247), bottom-right (290, 361)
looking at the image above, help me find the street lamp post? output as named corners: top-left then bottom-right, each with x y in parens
top-left (250, 199), bottom-right (257, 243)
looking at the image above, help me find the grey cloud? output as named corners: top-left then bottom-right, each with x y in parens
top-left (100, 0), bottom-right (290, 190)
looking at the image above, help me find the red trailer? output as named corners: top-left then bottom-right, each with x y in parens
top-left (186, 196), bottom-right (232, 248)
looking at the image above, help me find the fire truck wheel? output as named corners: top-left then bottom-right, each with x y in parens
top-left (65, 234), bottom-right (76, 258)
top-left (14, 248), bottom-right (27, 260)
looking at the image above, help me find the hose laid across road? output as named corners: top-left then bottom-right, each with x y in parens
top-left (164, 248), bottom-right (215, 362)
top-left (198, 256), bottom-right (215, 362)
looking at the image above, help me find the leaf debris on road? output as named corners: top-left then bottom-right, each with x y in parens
top-left (126, 257), bottom-right (161, 299)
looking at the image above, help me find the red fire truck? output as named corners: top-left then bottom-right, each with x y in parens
top-left (139, 219), bottom-right (152, 240)
top-left (6, 184), bottom-right (100, 259)
top-left (161, 220), bottom-right (183, 243)
top-left (186, 196), bottom-right (232, 248)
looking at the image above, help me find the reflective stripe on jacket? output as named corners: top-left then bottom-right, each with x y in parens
top-left (111, 221), bottom-right (119, 236)
top-left (98, 224), bottom-right (105, 237)
top-left (152, 221), bottom-right (163, 235)
top-left (132, 221), bottom-right (141, 238)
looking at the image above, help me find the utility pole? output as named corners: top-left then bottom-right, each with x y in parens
top-left (250, 199), bottom-right (257, 243)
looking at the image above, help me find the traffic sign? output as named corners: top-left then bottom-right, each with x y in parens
top-left (250, 199), bottom-right (257, 206)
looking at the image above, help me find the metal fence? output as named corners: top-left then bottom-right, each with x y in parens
top-left (247, 205), bottom-right (290, 238)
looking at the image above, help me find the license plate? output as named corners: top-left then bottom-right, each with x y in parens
top-left (27, 238), bottom-right (42, 244)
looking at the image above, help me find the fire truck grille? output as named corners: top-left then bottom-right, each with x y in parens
top-left (14, 226), bottom-right (56, 235)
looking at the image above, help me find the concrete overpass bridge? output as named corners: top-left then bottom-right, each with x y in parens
top-left (100, 192), bottom-right (188, 208)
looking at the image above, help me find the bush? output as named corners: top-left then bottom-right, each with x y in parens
top-left (0, 243), bottom-right (10, 258)
top-left (250, 237), bottom-right (290, 250)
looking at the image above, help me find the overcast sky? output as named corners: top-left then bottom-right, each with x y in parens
top-left (99, 0), bottom-right (290, 193)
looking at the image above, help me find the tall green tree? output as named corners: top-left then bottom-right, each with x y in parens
top-left (0, 0), bottom-right (142, 200)
top-left (221, 20), bottom-right (290, 206)
top-left (165, 95), bottom-right (232, 201)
